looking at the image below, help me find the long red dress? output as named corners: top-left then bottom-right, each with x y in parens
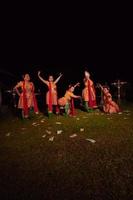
top-left (16, 81), bottom-right (39, 117)
top-left (82, 79), bottom-right (97, 108)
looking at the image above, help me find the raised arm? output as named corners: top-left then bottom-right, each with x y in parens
top-left (54, 73), bottom-right (63, 84)
top-left (97, 83), bottom-right (104, 91)
top-left (38, 71), bottom-right (48, 85)
top-left (73, 82), bottom-right (80, 89)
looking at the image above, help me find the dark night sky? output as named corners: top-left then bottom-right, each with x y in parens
top-left (0, 4), bottom-right (132, 91)
top-left (0, 4), bottom-right (133, 103)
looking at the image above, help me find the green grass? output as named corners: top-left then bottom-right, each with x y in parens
top-left (0, 103), bottom-right (133, 200)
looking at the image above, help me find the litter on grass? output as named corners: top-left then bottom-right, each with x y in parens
top-left (32, 122), bottom-right (37, 125)
top-left (42, 134), bottom-right (46, 138)
top-left (56, 122), bottom-right (62, 125)
top-left (40, 119), bottom-right (45, 123)
top-left (6, 132), bottom-right (11, 137)
top-left (57, 130), bottom-right (63, 135)
top-left (80, 128), bottom-right (84, 132)
top-left (46, 130), bottom-right (52, 134)
top-left (86, 138), bottom-right (96, 143)
top-left (49, 136), bottom-right (54, 141)
top-left (70, 134), bottom-right (77, 138)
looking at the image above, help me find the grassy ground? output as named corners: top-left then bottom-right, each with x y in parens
top-left (0, 103), bottom-right (133, 200)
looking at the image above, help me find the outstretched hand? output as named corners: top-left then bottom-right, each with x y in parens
top-left (59, 73), bottom-right (63, 77)
top-left (38, 71), bottom-right (41, 76)
top-left (96, 83), bottom-right (102, 88)
top-left (74, 82), bottom-right (80, 88)
top-left (76, 82), bottom-right (80, 87)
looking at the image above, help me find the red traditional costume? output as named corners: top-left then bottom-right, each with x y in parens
top-left (15, 80), bottom-right (39, 118)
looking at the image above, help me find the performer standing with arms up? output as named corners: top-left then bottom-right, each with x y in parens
top-left (38, 71), bottom-right (62, 116)
top-left (14, 73), bottom-right (39, 118)
top-left (82, 70), bottom-right (97, 112)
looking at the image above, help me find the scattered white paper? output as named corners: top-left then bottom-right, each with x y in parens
top-left (34, 124), bottom-right (40, 126)
top-left (32, 122), bottom-right (37, 125)
top-left (41, 119), bottom-right (45, 123)
top-left (32, 122), bottom-right (40, 126)
top-left (6, 132), bottom-right (11, 137)
top-left (70, 134), bottom-right (77, 138)
top-left (46, 130), bottom-right (52, 134)
top-left (107, 118), bottom-right (111, 120)
top-left (57, 130), bottom-right (63, 135)
top-left (86, 138), bottom-right (96, 143)
top-left (42, 134), bottom-right (46, 138)
top-left (56, 122), bottom-right (62, 125)
top-left (49, 136), bottom-right (54, 141)
top-left (118, 112), bottom-right (122, 115)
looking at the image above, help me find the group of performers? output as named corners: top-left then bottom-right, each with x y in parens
top-left (14, 70), bottom-right (120, 118)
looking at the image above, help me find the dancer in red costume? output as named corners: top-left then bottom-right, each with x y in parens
top-left (82, 70), bottom-right (97, 112)
top-left (38, 71), bottom-right (62, 116)
top-left (98, 84), bottom-right (120, 114)
top-left (14, 74), bottom-right (39, 118)
top-left (58, 83), bottom-right (80, 116)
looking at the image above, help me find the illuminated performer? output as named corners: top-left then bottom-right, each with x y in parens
top-left (14, 74), bottom-right (39, 118)
top-left (58, 83), bottom-right (81, 116)
top-left (38, 71), bottom-right (62, 115)
top-left (82, 70), bottom-right (97, 112)
top-left (98, 84), bottom-right (120, 113)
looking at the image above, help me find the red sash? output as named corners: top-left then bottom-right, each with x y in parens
top-left (70, 98), bottom-right (75, 116)
top-left (88, 80), bottom-right (97, 108)
top-left (23, 82), bottom-right (29, 116)
top-left (22, 82), bottom-right (39, 116)
top-left (48, 82), bottom-right (52, 112)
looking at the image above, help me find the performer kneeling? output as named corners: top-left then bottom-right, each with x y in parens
top-left (14, 73), bottom-right (39, 118)
top-left (98, 84), bottom-right (120, 114)
top-left (58, 83), bottom-right (80, 116)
